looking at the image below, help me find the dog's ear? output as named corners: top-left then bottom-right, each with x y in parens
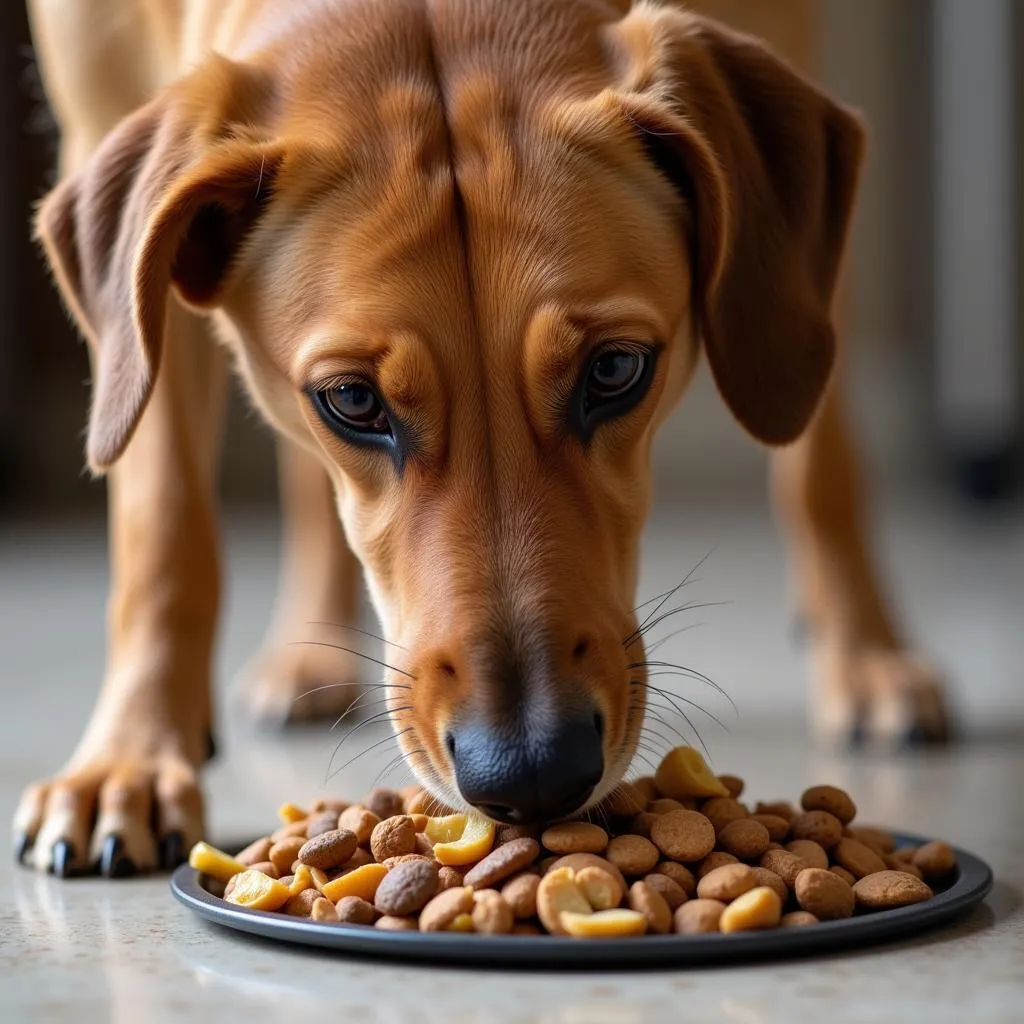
top-left (612, 9), bottom-right (865, 444)
top-left (35, 59), bottom-right (284, 471)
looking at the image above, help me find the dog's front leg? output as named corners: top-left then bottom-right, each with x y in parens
top-left (14, 303), bottom-right (226, 875)
top-left (771, 377), bottom-right (950, 748)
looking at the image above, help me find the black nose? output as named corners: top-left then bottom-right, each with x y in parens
top-left (449, 713), bottom-right (605, 824)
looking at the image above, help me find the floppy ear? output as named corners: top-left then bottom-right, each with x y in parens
top-left (35, 63), bottom-right (284, 471)
top-left (615, 9), bottom-right (865, 444)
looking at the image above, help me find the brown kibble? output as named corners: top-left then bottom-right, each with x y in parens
top-left (717, 775), bottom-right (745, 799)
top-left (853, 870), bottom-right (934, 910)
top-left (575, 865), bottom-right (624, 910)
top-left (628, 881), bottom-right (672, 934)
top-left (311, 896), bottom-right (339, 922)
top-left (270, 820), bottom-right (309, 843)
top-left (845, 825), bottom-right (895, 855)
top-left (414, 833), bottom-right (435, 858)
top-left (801, 785), bottom-right (857, 825)
top-left (370, 816), bottom-right (417, 863)
top-left (912, 841), bottom-right (956, 881)
top-left (601, 783), bottom-right (647, 817)
top-left (335, 896), bottom-right (376, 925)
top-left (382, 853), bottom-right (434, 870)
top-left (765, 842), bottom-right (783, 852)
top-left (697, 863), bottom-right (756, 902)
top-left (365, 787), bottom-right (404, 821)
top-left (340, 847), bottom-right (374, 872)
top-left (749, 814), bottom-right (791, 844)
top-left (436, 865), bottom-right (465, 891)
top-left (235, 837), bottom-right (273, 867)
top-left (654, 861), bottom-right (696, 896)
top-left (495, 824), bottom-right (540, 846)
top-left (375, 915), bottom-right (418, 931)
top-left (650, 810), bottom-right (716, 862)
top-left (697, 851), bottom-right (739, 878)
top-left (720, 886), bottom-right (783, 933)
top-left (786, 839), bottom-right (829, 871)
top-left (759, 849), bottom-right (808, 889)
top-left (464, 838), bottom-right (541, 889)
top-left (833, 838), bottom-right (888, 879)
top-left (648, 798), bottom-right (686, 815)
top-left (754, 801), bottom-right (795, 822)
top-left (298, 829), bottom-right (359, 871)
top-left (373, 859), bottom-right (439, 916)
top-left (886, 854), bottom-right (924, 880)
top-left (405, 791), bottom-right (455, 817)
top-left (306, 811), bottom-right (342, 840)
top-left (338, 806), bottom-right (381, 846)
top-left (501, 871), bottom-right (541, 919)
top-left (540, 822), bottom-right (609, 855)
top-left (794, 867), bottom-right (855, 920)
top-left (830, 865), bottom-right (856, 886)
top-left (283, 888), bottom-right (320, 917)
top-left (471, 890), bottom-right (515, 934)
top-left (789, 811), bottom-right (843, 850)
top-left (674, 898), bottom-right (725, 934)
top-left (419, 885), bottom-right (475, 932)
top-left (248, 860), bottom-right (279, 879)
top-left (717, 819), bottom-right (771, 860)
top-left (751, 867), bottom-right (788, 904)
top-left (781, 910), bottom-right (819, 927)
top-left (409, 814), bottom-right (429, 833)
top-left (269, 837), bottom-right (305, 876)
top-left (310, 798), bottom-right (349, 815)
top-left (700, 798), bottom-right (747, 834)
top-left (641, 872), bottom-right (687, 911)
top-left (605, 835), bottom-right (660, 877)
top-left (629, 812), bottom-right (659, 839)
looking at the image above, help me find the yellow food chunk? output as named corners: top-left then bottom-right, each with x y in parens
top-left (188, 841), bottom-right (248, 883)
top-left (289, 864), bottom-right (316, 896)
top-left (560, 909), bottom-right (648, 938)
top-left (446, 913), bottom-right (475, 932)
top-left (654, 746), bottom-right (730, 799)
top-left (277, 803), bottom-right (307, 825)
top-left (320, 863), bottom-right (390, 903)
top-left (432, 815), bottom-right (496, 866)
top-left (224, 869), bottom-right (292, 912)
top-left (424, 814), bottom-right (468, 844)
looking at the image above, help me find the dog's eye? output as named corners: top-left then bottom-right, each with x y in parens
top-left (570, 344), bottom-right (657, 439)
top-left (318, 383), bottom-right (392, 435)
top-left (586, 351), bottom-right (647, 405)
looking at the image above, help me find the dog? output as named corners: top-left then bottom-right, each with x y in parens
top-left (16, 0), bottom-right (948, 877)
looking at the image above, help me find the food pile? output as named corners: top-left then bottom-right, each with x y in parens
top-left (189, 745), bottom-right (957, 938)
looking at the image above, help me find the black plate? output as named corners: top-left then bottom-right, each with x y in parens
top-left (170, 832), bottom-right (992, 967)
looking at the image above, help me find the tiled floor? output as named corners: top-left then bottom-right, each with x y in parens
top-left (1, 491), bottom-right (1022, 1022)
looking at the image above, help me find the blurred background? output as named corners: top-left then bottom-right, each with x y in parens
top-left (0, 0), bottom-right (1021, 741)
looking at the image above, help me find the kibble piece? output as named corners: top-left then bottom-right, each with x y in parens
top-left (912, 841), bottom-right (956, 881)
top-left (549, 854), bottom-right (627, 893)
top-left (845, 826), bottom-right (895, 855)
top-left (628, 881), bottom-right (672, 934)
top-left (833, 838), bottom-right (887, 879)
top-left (629, 812), bottom-right (659, 839)
top-left (235, 837), bottom-right (273, 867)
top-left (788, 811), bottom-right (843, 850)
top-left (560, 909), bottom-right (647, 938)
top-left (335, 895), bottom-right (377, 925)
top-left (754, 801), bottom-right (796, 822)
top-left (370, 816), bottom-right (417, 863)
top-left (697, 863), bottom-right (756, 902)
top-left (247, 860), bottom-right (279, 879)
top-left (641, 872), bottom-right (687, 911)
top-left (446, 913), bottom-right (474, 932)
top-left (341, 847), bottom-right (374, 872)
top-left (718, 775), bottom-right (745, 799)
top-left (605, 835), bottom-right (660, 877)
top-left (501, 872), bottom-right (541, 919)
top-left (697, 851), bottom-right (739, 878)
top-left (320, 863), bottom-right (389, 904)
top-left (794, 867), bottom-right (855, 920)
top-left (751, 867), bottom-right (788, 904)
top-left (601, 783), bottom-right (647, 817)
top-left (654, 861), bottom-right (696, 896)
top-left (655, 746), bottom-right (730, 799)
top-left (717, 819), bottom-right (771, 860)
top-left (574, 865), bottom-right (624, 910)
top-left (759, 849), bottom-right (808, 889)
top-left (700, 798), bottom-right (747, 834)
top-left (310, 798), bottom-right (349, 815)
top-left (432, 815), bottom-right (497, 866)
top-left (464, 838), bottom-right (540, 889)
top-left (382, 854), bottom-right (434, 870)
top-left (269, 819), bottom-right (306, 843)
top-left (885, 853), bottom-right (924, 879)
top-left (277, 803), bottom-right (307, 825)
top-left (283, 888), bottom-right (320, 917)
top-left (780, 910), bottom-right (819, 927)
top-left (648, 798), bottom-right (686, 815)
top-left (268, 837), bottom-right (306, 876)
top-left (536, 867), bottom-right (592, 936)
top-left (437, 866), bottom-right (465, 891)
top-left (785, 839), bottom-right (829, 871)
top-left (830, 865), bottom-right (857, 886)
top-left (374, 859), bottom-right (439, 916)
top-left (674, 898), bottom-right (726, 934)
top-left (749, 814), bottom-right (791, 844)
top-left (406, 791), bottom-right (455, 817)
top-left (225, 869), bottom-right (292, 911)
top-left (338, 806), bottom-right (381, 846)
top-left (496, 824), bottom-right (540, 845)
top-left (311, 897), bottom-right (340, 922)
top-left (650, 810), bottom-right (716, 862)
top-left (853, 870), bottom-right (934, 910)
top-left (419, 885), bottom-right (475, 932)
top-left (365, 787), bottom-right (404, 821)
top-left (410, 814), bottom-right (429, 833)
top-left (375, 915), bottom-right (418, 931)
top-left (720, 886), bottom-right (783, 933)
top-left (633, 776), bottom-right (659, 803)
top-left (414, 833), bottom-right (435, 858)
top-left (188, 842), bottom-right (249, 883)
top-left (306, 811), bottom-right (341, 840)
top-left (801, 785), bottom-right (857, 825)
top-left (541, 822), bottom-right (609, 855)
top-left (471, 890), bottom-right (515, 934)
top-left (298, 829), bottom-right (359, 871)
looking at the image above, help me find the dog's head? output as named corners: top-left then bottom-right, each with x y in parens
top-left (36, 0), bottom-right (862, 822)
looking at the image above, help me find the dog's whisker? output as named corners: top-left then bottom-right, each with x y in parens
top-left (325, 709), bottom-right (405, 780)
top-left (329, 691), bottom-right (408, 732)
top-left (629, 661), bottom-right (736, 711)
top-left (626, 600), bottom-right (732, 648)
top-left (304, 621), bottom-right (409, 652)
top-left (642, 684), bottom-right (734, 732)
top-left (372, 748), bottom-right (424, 790)
top-left (624, 549), bottom-right (716, 647)
top-left (327, 727), bottom-right (412, 782)
top-left (643, 622), bottom-right (706, 656)
top-left (288, 640), bottom-right (416, 679)
top-left (292, 680), bottom-right (409, 705)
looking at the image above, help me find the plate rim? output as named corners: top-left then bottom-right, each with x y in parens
top-left (170, 831), bottom-right (993, 968)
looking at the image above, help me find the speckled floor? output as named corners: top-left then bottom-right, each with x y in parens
top-left (2, 494), bottom-right (1022, 1022)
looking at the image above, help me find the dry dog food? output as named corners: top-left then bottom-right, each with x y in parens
top-left (189, 745), bottom-right (956, 939)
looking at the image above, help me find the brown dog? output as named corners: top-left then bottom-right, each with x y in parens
top-left (16, 0), bottom-right (948, 876)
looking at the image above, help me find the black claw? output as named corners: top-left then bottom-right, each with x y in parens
top-left (99, 834), bottom-right (136, 878)
top-left (13, 831), bottom-right (30, 866)
top-left (51, 840), bottom-right (75, 878)
top-left (159, 831), bottom-right (186, 871)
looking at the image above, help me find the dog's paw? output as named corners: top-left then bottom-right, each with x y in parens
top-left (811, 646), bottom-right (952, 750)
top-left (235, 640), bottom-right (367, 728)
top-left (13, 754), bottom-right (203, 877)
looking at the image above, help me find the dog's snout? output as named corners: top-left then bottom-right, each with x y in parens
top-left (449, 713), bottom-right (604, 824)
